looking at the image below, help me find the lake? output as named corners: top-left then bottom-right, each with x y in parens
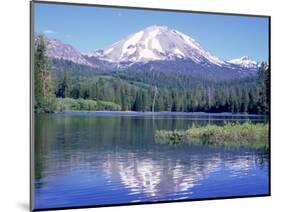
top-left (34, 112), bottom-right (269, 209)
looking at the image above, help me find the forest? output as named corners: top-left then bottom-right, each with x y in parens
top-left (34, 35), bottom-right (270, 114)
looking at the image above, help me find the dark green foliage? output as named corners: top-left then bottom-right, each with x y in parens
top-left (56, 72), bottom-right (71, 98)
top-left (257, 63), bottom-right (270, 114)
top-left (34, 97), bottom-right (57, 113)
top-left (51, 60), bottom-right (270, 113)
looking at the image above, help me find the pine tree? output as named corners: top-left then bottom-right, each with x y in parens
top-left (258, 63), bottom-right (270, 114)
top-left (34, 35), bottom-right (56, 113)
top-left (57, 72), bottom-right (71, 98)
top-left (240, 88), bottom-right (249, 113)
top-left (34, 35), bottom-right (54, 97)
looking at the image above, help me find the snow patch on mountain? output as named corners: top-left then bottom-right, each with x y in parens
top-left (228, 56), bottom-right (258, 69)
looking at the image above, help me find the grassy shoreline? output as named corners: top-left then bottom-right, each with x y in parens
top-left (155, 122), bottom-right (269, 150)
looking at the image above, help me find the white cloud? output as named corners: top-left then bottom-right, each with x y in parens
top-left (43, 29), bottom-right (57, 34)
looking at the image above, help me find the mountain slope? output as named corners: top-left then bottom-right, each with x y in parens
top-left (36, 36), bottom-right (94, 67)
top-left (84, 25), bottom-right (227, 67)
top-left (83, 25), bottom-right (259, 79)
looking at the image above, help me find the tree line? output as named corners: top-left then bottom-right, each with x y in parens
top-left (34, 35), bottom-right (270, 114)
top-left (54, 73), bottom-right (269, 114)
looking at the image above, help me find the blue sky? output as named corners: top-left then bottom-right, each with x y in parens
top-left (34, 2), bottom-right (269, 62)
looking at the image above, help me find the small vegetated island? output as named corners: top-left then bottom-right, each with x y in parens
top-left (155, 122), bottom-right (269, 150)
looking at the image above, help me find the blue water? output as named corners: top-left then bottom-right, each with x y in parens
top-left (34, 113), bottom-right (269, 209)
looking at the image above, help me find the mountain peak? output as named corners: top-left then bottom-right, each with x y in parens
top-left (84, 25), bottom-right (226, 67)
top-left (144, 25), bottom-right (170, 30)
top-left (228, 56), bottom-right (257, 69)
top-left (240, 56), bottom-right (251, 60)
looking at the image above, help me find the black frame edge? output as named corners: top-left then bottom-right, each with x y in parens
top-left (32, 194), bottom-right (271, 212)
top-left (268, 16), bottom-right (271, 196)
top-left (30, 1), bottom-right (35, 211)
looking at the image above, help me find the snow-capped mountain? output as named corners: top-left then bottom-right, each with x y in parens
top-left (39, 36), bottom-right (93, 67)
top-left (84, 25), bottom-right (227, 67)
top-left (37, 25), bottom-right (260, 79)
top-left (228, 56), bottom-right (258, 69)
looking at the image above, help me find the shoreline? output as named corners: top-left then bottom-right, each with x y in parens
top-left (51, 110), bottom-right (268, 117)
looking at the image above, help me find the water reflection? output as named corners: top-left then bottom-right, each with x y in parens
top-left (114, 153), bottom-right (221, 198)
top-left (34, 113), bottom-right (269, 208)
top-left (99, 150), bottom-right (267, 201)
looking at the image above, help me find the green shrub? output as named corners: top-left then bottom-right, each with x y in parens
top-left (35, 97), bottom-right (57, 113)
top-left (55, 98), bottom-right (121, 112)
